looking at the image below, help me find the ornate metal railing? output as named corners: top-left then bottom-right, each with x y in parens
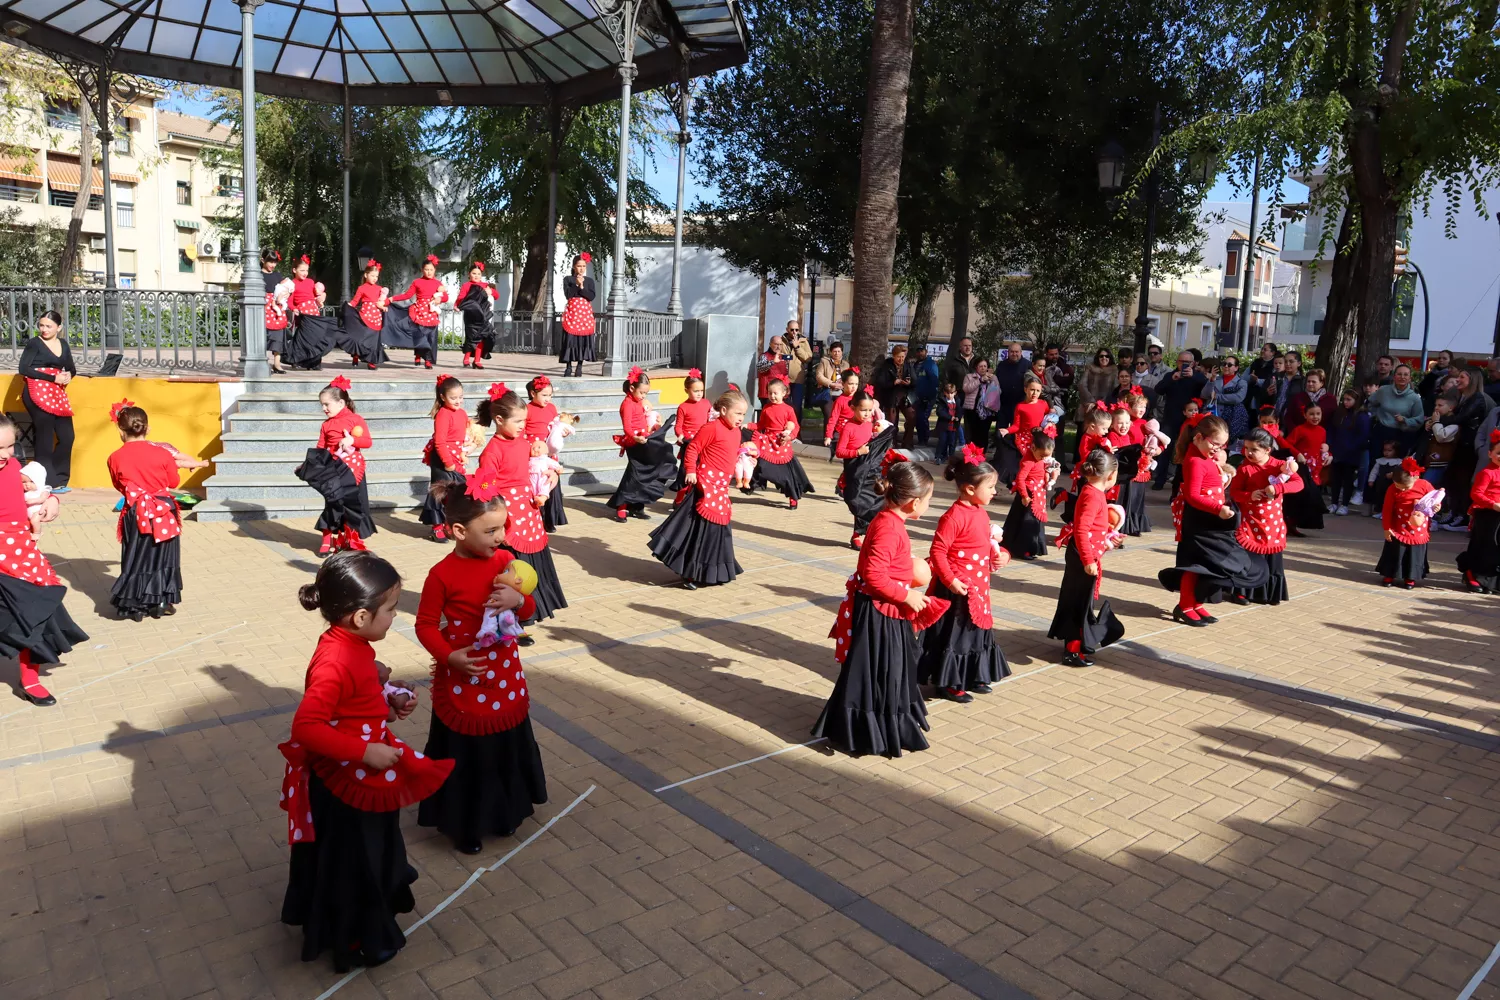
top-left (434, 308), bottom-right (683, 369)
top-left (0, 286), bottom-right (241, 371)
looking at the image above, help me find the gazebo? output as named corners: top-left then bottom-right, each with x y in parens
top-left (0, 0), bottom-right (748, 376)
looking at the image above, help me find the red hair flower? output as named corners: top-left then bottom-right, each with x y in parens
top-left (579, 252), bottom-right (592, 263)
top-left (687, 367), bottom-right (702, 379)
top-left (299, 254), bottom-right (311, 265)
top-left (880, 449), bottom-right (909, 477)
top-left (109, 398), bottom-right (136, 423)
top-left (366, 258), bottom-right (382, 270)
top-left (1040, 423), bottom-right (1058, 439)
top-left (849, 365), bottom-right (860, 375)
top-left (425, 254), bottom-right (439, 266)
top-left (1402, 456), bottom-right (1425, 477)
top-left (466, 475), bottom-right (503, 502)
top-left (1190, 396), bottom-right (1206, 408)
top-left (1129, 385), bottom-right (1145, 397)
top-left (327, 375), bottom-right (351, 391)
top-left (627, 366), bottom-right (644, 384)
top-left (961, 442), bottom-right (986, 465)
top-left (472, 261), bottom-right (485, 272)
top-left (727, 382), bottom-right (740, 392)
top-left (1490, 428), bottom-right (1500, 446)
top-left (532, 375), bottom-right (551, 390)
top-left (488, 382), bottom-right (509, 401)
top-left (435, 373), bottom-right (449, 385)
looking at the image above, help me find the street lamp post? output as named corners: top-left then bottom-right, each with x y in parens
top-left (807, 260), bottom-right (822, 343)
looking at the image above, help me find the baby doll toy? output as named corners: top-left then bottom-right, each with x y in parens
top-left (735, 440), bottom-right (760, 489)
top-left (1414, 487), bottom-right (1446, 521)
top-left (1103, 503), bottom-right (1127, 550)
top-left (529, 440), bottom-right (566, 505)
top-left (1142, 419), bottom-right (1171, 471)
top-left (547, 411), bottom-right (580, 458)
top-left (376, 661), bottom-right (416, 715)
top-left (989, 524), bottom-right (1012, 568)
top-left (475, 558), bottom-right (538, 650)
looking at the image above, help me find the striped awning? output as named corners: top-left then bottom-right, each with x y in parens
top-left (175, 219), bottom-right (200, 230)
top-left (0, 156), bottom-right (40, 185)
top-left (45, 154), bottom-right (139, 193)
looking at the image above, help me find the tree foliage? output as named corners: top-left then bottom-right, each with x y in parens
top-left (0, 206), bottom-right (71, 284)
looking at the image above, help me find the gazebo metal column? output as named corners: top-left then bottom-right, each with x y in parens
top-left (341, 85), bottom-right (352, 304)
top-left (597, 0), bottom-right (641, 377)
top-left (238, 0), bottom-right (268, 379)
top-left (543, 99), bottom-right (560, 337)
top-left (666, 57), bottom-right (690, 317)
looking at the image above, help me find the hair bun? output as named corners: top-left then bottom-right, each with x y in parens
top-left (297, 583), bottom-right (320, 611)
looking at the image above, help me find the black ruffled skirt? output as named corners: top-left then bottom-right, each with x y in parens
top-left (559, 332), bottom-right (595, 364)
top-left (648, 500), bottom-right (742, 585)
top-left (1047, 544), bottom-right (1125, 653)
top-left (421, 451), bottom-right (465, 527)
top-left (283, 314), bottom-right (343, 370)
top-left (1001, 494), bottom-right (1048, 559)
top-left (1121, 478), bottom-right (1151, 534)
top-left (1458, 509), bottom-right (1500, 590)
top-left (111, 528), bottom-right (182, 613)
top-left (1158, 506), bottom-right (1267, 603)
top-left (0, 574), bottom-right (87, 665)
top-left (338, 305), bottom-right (381, 362)
top-left (753, 456), bottom-right (815, 501)
top-left (843, 426), bottom-right (895, 534)
top-left (297, 449), bottom-right (376, 539)
top-left (417, 716), bottom-right (548, 843)
top-left (1288, 478), bottom-right (1326, 528)
top-left (917, 581), bottom-right (1009, 690)
top-left (671, 440), bottom-right (689, 493)
top-left (316, 478), bottom-right (376, 539)
top-left (991, 435), bottom-right (1022, 486)
top-left (502, 544), bottom-right (567, 622)
top-left (542, 480), bottom-right (568, 532)
top-left (607, 419), bottom-right (677, 511)
top-left (812, 593), bottom-right (929, 758)
top-left (281, 775), bottom-right (417, 972)
top-left (1233, 550), bottom-right (1289, 605)
top-left (1377, 540), bottom-right (1430, 581)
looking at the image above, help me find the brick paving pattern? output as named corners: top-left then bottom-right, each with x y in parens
top-left (2, 450), bottom-right (1498, 999)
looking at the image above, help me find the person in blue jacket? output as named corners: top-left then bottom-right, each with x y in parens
top-left (1325, 388), bottom-right (1372, 515)
top-left (911, 345), bottom-right (941, 445)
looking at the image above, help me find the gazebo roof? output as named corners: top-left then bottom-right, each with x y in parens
top-left (0, 0), bottom-right (747, 106)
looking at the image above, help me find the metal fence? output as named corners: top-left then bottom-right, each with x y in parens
top-left (433, 308), bottom-right (683, 369)
top-left (0, 286), bottom-right (242, 371)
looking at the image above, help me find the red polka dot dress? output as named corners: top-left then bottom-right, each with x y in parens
top-left (414, 547), bottom-right (547, 848)
top-left (751, 401), bottom-right (814, 503)
top-left (649, 415), bottom-right (744, 586)
top-left (278, 626), bottom-right (453, 971)
top-left (917, 499), bottom-right (1011, 692)
top-left (389, 275), bottom-right (447, 364)
top-left (1158, 450), bottom-right (1269, 607)
top-left (0, 457), bottom-right (87, 670)
top-left (477, 432), bottom-right (568, 620)
top-left (19, 334), bottom-right (77, 489)
top-left (310, 407), bottom-right (376, 544)
top-left (1377, 476), bottom-right (1437, 584)
top-left (1228, 457), bottom-right (1302, 604)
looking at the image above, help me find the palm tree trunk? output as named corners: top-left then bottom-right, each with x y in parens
top-left (57, 99), bottom-right (92, 286)
top-left (949, 224), bottom-right (970, 343)
top-left (849, 0), bottom-right (916, 371)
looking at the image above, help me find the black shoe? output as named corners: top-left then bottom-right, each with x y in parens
top-left (682, 580), bottom-right (698, 591)
top-left (1171, 607), bottom-right (1208, 628)
top-left (1227, 594), bottom-right (1249, 606)
top-left (162, 604), bottom-right (177, 616)
top-left (21, 685), bottom-right (55, 707)
top-left (1019, 553), bottom-right (1037, 561)
top-left (148, 606), bottom-right (163, 619)
top-left (1403, 580), bottom-right (1416, 590)
top-left (123, 610), bottom-right (144, 623)
top-left (360, 948), bottom-right (400, 968)
top-left (515, 633), bottom-right (535, 647)
top-left (455, 838), bottom-right (482, 855)
top-left (1062, 652), bottom-right (1091, 667)
top-left (971, 682), bottom-right (993, 695)
top-left (1197, 610), bottom-right (1219, 624)
top-left (941, 688), bottom-right (974, 704)
top-left (629, 509), bottom-right (650, 520)
top-left (1151, 483), bottom-right (1166, 491)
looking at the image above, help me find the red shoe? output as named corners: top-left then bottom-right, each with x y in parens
top-left (850, 534), bottom-right (863, 550)
top-left (430, 524), bottom-right (447, 542)
top-left (366, 363), bottom-right (377, 370)
top-left (318, 531), bottom-right (334, 556)
top-left (413, 357), bottom-right (423, 367)
top-left (350, 355), bottom-right (360, 365)
top-left (616, 508), bottom-right (628, 522)
top-left (472, 359), bottom-right (484, 370)
top-left (462, 356), bottom-right (472, 368)
top-left (788, 499), bottom-right (798, 510)
top-left (424, 360), bottom-right (434, 369)
top-left (344, 528), bottom-right (367, 551)
top-left (1382, 577), bottom-right (1395, 587)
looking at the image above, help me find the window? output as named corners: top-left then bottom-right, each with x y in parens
top-left (117, 249), bottom-right (136, 277)
top-left (47, 187), bottom-right (102, 210)
top-left (216, 173), bottom-right (242, 197)
top-left (44, 100), bottom-right (80, 130)
top-left (176, 180), bottom-right (192, 206)
top-left (112, 120), bottom-right (133, 155)
top-left (1201, 323), bottom-right (1214, 348)
top-left (178, 227), bottom-right (196, 273)
top-left (1175, 319), bottom-right (1188, 347)
top-left (1226, 249), bottom-right (1239, 277)
top-left (0, 181), bottom-right (40, 203)
top-left (115, 181), bottom-right (134, 227)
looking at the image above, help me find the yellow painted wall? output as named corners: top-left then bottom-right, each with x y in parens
top-left (1, 376), bottom-right (224, 489)
top-left (655, 379), bottom-right (688, 407)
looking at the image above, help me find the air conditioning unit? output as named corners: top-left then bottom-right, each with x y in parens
top-left (88, 236), bottom-right (105, 251)
top-left (198, 238), bottom-right (220, 258)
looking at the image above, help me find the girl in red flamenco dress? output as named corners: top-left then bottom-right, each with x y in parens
top-left (107, 402), bottom-right (184, 621)
top-left (1228, 427), bottom-right (1302, 606)
top-left (751, 378), bottom-right (815, 507)
top-left (649, 388), bottom-right (747, 589)
top-left (311, 376), bottom-right (375, 555)
top-left (422, 376), bottom-right (468, 542)
top-left (389, 254), bottom-right (448, 368)
top-left (345, 258), bottom-right (388, 369)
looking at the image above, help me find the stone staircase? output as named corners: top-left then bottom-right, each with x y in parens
top-left (193, 375), bottom-right (657, 521)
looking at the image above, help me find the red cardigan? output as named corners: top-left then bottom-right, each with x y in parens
top-left (835, 419), bottom-right (874, 458)
top-left (1383, 479), bottom-right (1436, 544)
top-left (1471, 464), bottom-right (1500, 510)
top-left (676, 398), bottom-right (712, 441)
top-left (684, 417), bottom-right (739, 524)
top-left (857, 508), bottom-right (911, 618)
top-left (427, 404), bottom-right (467, 471)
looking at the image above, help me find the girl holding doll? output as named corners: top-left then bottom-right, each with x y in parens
top-left (836, 390), bottom-right (896, 549)
top-left (672, 369), bottom-right (713, 492)
top-left (650, 389), bottom-right (748, 588)
top-left (752, 378), bottom-right (815, 507)
top-left (1047, 449), bottom-right (1125, 666)
top-left (344, 259), bottom-right (387, 369)
top-left (1227, 427), bottom-right (1302, 606)
top-left (1002, 424), bottom-right (1057, 560)
top-left (522, 376), bottom-right (569, 531)
top-left (107, 403), bottom-right (184, 621)
top-left (422, 376), bottom-right (468, 542)
top-left (302, 376), bottom-right (375, 556)
top-left (823, 367), bottom-right (863, 461)
top-left (1376, 457), bottom-right (1436, 588)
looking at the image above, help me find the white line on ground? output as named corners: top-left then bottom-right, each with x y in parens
top-left (654, 740), bottom-right (826, 793)
top-left (1457, 937), bottom-right (1500, 1000)
top-left (313, 784), bottom-right (596, 1000)
top-left (0, 621), bottom-right (249, 721)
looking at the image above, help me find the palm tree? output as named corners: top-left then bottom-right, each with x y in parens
top-left (849, 0), bottom-right (916, 370)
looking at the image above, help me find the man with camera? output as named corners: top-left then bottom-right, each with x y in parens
top-left (1152, 350), bottom-right (1209, 489)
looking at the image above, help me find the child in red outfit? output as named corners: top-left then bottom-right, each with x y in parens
top-left (1060, 404), bottom-right (1113, 520)
top-left (824, 367), bottom-right (863, 463)
top-left (650, 389), bottom-right (748, 588)
top-left (1048, 449), bottom-right (1125, 666)
top-left (388, 254), bottom-right (447, 367)
top-left (280, 551), bottom-right (453, 972)
top-left (415, 480), bottom-right (546, 853)
top-left (309, 377), bottom-right (375, 555)
top-left (345, 259), bottom-right (387, 368)
top-left (672, 369), bottom-right (712, 492)
top-left (1002, 425), bottom-right (1056, 560)
top-left (918, 445), bottom-right (1011, 701)
top-left (752, 378), bottom-right (815, 506)
top-left (814, 461), bottom-right (936, 758)
top-left (1228, 428), bottom-right (1302, 606)
top-left (1283, 403), bottom-right (1330, 535)
top-left (607, 368), bottom-right (675, 520)
top-left (1377, 456), bottom-right (1436, 588)
top-left (837, 390), bottom-right (893, 549)
top-left (107, 404), bottom-right (183, 621)
top-left (992, 374), bottom-right (1050, 484)
top-left (1459, 432), bottom-right (1500, 593)
top-left (422, 376), bottom-right (468, 542)
top-left (523, 376), bottom-right (569, 531)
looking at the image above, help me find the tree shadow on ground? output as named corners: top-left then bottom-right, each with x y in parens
top-left (49, 555), bottom-right (118, 619)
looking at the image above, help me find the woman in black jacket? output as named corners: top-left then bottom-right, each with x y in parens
top-left (19, 310), bottom-right (76, 491)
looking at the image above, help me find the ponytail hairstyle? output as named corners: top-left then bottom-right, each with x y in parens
top-left (1084, 405), bottom-right (1112, 433)
top-left (319, 375), bottom-right (356, 414)
top-left (622, 365), bottom-right (650, 395)
top-left (430, 477), bottom-right (508, 527)
top-left (1077, 448), bottom-right (1119, 483)
top-left (715, 388), bottom-right (748, 412)
top-left (430, 375), bottom-right (462, 417)
top-left (945, 442), bottom-right (996, 487)
top-left (876, 459), bottom-right (934, 504)
top-left (298, 550), bottom-right (402, 625)
top-left (475, 381), bottom-right (524, 427)
top-left (261, 248), bottom-right (282, 267)
top-left (685, 367), bottom-right (704, 394)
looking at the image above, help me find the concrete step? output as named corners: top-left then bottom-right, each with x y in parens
top-left (218, 429), bottom-right (437, 455)
top-left (210, 451), bottom-right (441, 478)
top-left (192, 497), bottom-right (409, 522)
top-left (235, 393), bottom-right (444, 415)
top-left (204, 471), bottom-right (430, 502)
top-left (241, 376), bottom-right (650, 398)
top-left (225, 412), bottom-right (438, 435)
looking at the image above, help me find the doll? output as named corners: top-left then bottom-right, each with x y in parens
top-left (528, 441), bottom-right (566, 504)
top-left (1414, 487), bottom-right (1446, 521)
top-left (735, 440), bottom-right (760, 489)
top-left (1103, 503), bottom-right (1127, 550)
top-left (474, 558), bottom-right (538, 650)
top-left (376, 660), bottom-right (417, 714)
top-left (1141, 419), bottom-right (1171, 471)
top-left (547, 411), bottom-right (580, 458)
top-left (989, 523), bottom-right (1012, 568)
top-left (463, 419), bottom-right (487, 463)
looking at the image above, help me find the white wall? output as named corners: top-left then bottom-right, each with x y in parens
top-left (1410, 186), bottom-right (1500, 355)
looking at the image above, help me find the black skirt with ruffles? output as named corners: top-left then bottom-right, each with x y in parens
top-left (502, 544), bottom-right (567, 622)
top-left (0, 573), bottom-right (87, 665)
top-left (283, 314), bottom-right (343, 370)
top-left (812, 593), bottom-right (930, 759)
top-left (607, 418), bottom-right (677, 511)
top-left (1458, 509), bottom-right (1500, 590)
top-left (1377, 540), bottom-right (1430, 581)
top-left (338, 304), bottom-right (382, 362)
top-left (1047, 543), bottom-right (1126, 653)
top-left (297, 448), bottom-right (377, 539)
top-left (1001, 494), bottom-right (1048, 559)
top-left (1287, 477), bottom-right (1326, 528)
top-left (1233, 550), bottom-right (1289, 605)
top-left (417, 715), bottom-right (548, 844)
top-left (917, 581), bottom-right (1010, 690)
top-left (111, 527), bottom-right (182, 614)
top-left (648, 499), bottom-right (742, 585)
top-left (990, 434), bottom-right (1022, 486)
top-left (842, 425), bottom-right (895, 534)
top-left (421, 451), bottom-right (465, 527)
top-left (281, 775), bottom-right (418, 973)
top-left (1120, 476), bottom-right (1151, 535)
top-left (753, 456), bottom-right (815, 501)
top-left (542, 480), bottom-right (568, 532)
top-left (1158, 504), bottom-right (1267, 603)
top-left (559, 331), bottom-right (596, 364)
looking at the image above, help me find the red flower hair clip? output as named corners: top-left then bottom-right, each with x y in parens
top-left (472, 261), bottom-right (485, 272)
top-left (727, 382), bottom-right (740, 392)
top-left (1401, 456), bottom-right (1425, 477)
top-left (465, 475), bottom-right (504, 502)
top-left (1111, 401), bottom-right (1131, 412)
top-left (961, 442), bottom-right (986, 465)
top-left (1490, 428), bottom-right (1500, 446)
top-left (425, 254), bottom-right (440, 266)
top-left (436, 373), bottom-right (449, 385)
top-left (487, 382), bottom-right (508, 401)
top-left (532, 375), bottom-right (551, 390)
top-left (327, 375), bottom-right (351, 391)
top-left (880, 450), bottom-right (908, 477)
top-left (1040, 423), bottom-right (1058, 439)
top-left (579, 252), bottom-right (592, 263)
top-left (299, 254), bottom-right (311, 265)
top-left (1128, 385), bottom-right (1145, 397)
top-left (366, 259), bottom-right (382, 271)
top-left (627, 365), bottom-right (644, 384)
top-left (1191, 396), bottom-right (1206, 408)
top-left (1094, 400), bottom-right (1110, 411)
top-left (687, 367), bottom-right (702, 379)
top-left (848, 365), bottom-right (860, 375)
top-left (109, 398), bottom-right (136, 423)
top-left (1185, 412), bottom-right (1207, 430)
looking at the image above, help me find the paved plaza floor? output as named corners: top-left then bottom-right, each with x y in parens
top-left (3, 454), bottom-right (1499, 1000)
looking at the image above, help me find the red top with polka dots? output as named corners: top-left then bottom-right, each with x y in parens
top-left (928, 500), bottom-right (995, 628)
top-left (390, 277), bottom-right (447, 326)
top-left (1180, 451), bottom-right (1230, 515)
top-left (1229, 457), bottom-right (1302, 554)
top-left (318, 408), bottom-right (372, 484)
top-left (684, 417), bottom-right (738, 525)
top-left (417, 548), bottom-right (537, 736)
top-left (1284, 424), bottom-right (1327, 485)
top-left (0, 459), bottom-right (60, 586)
top-left (288, 277), bottom-right (322, 315)
top-left (835, 418), bottom-right (874, 459)
top-left (478, 432), bottom-right (549, 554)
top-left (278, 627), bottom-right (454, 840)
top-left (675, 398), bottom-right (712, 442)
top-left (1071, 430), bottom-right (1110, 483)
top-left (1004, 400), bottom-right (1051, 450)
top-left (524, 401), bottom-right (559, 444)
top-left (349, 282), bottom-right (385, 330)
top-left (1383, 478), bottom-right (1435, 544)
top-left (108, 441), bottom-right (182, 543)
top-left (1015, 456), bottom-right (1049, 520)
top-left (754, 402), bottom-right (799, 464)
